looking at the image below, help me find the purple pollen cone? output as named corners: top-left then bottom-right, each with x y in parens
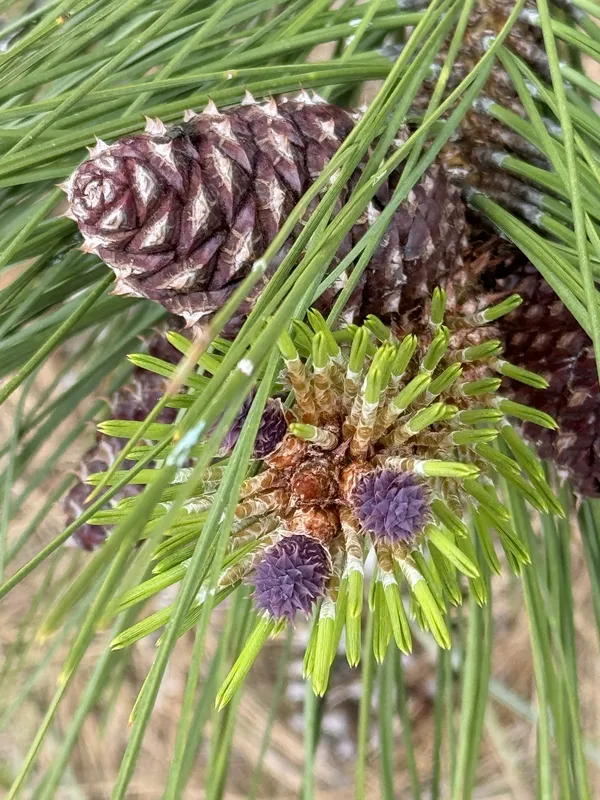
top-left (254, 400), bottom-right (288, 459)
top-left (220, 395), bottom-right (287, 459)
top-left (353, 469), bottom-right (430, 542)
top-left (253, 535), bottom-right (331, 621)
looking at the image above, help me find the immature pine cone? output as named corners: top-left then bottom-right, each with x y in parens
top-left (219, 391), bottom-right (288, 459)
top-left (63, 335), bottom-right (180, 549)
top-left (63, 94), bottom-right (467, 328)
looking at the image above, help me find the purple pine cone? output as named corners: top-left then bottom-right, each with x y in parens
top-left (219, 393), bottom-right (253, 454)
top-left (254, 399), bottom-right (288, 459)
top-left (220, 395), bottom-right (287, 459)
top-left (254, 534), bottom-right (331, 620)
top-left (352, 469), bottom-right (430, 542)
top-left (64, 334), bottom-right (180, 551)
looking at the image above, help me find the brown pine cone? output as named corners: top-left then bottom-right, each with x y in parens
top-left (64, 335), bottom-right (180, 550)
top-left (401, 0), bottom-right (600, 496)
top-left (63, 94), bottom-right (467, 328)
top-left (404, 0), bottom-right (562, 190)
top-left (467, 233), bottom-right (600, 497)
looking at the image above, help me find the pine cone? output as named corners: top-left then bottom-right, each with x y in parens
top-left (101, 292), bottom-right (563, 687)
top-left (64, 335), bottom-right (180, 549)
top-left (403, 0), bottom-right (563, 193)
top-left (474, 239), bottom-right (600, 497)
top-left (63, 95), bottom-right (467, 328)
top-left (402, 1), bottom-right (600, 496)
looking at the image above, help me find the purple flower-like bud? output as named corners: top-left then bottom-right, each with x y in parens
top-left (220, 394), bottom-right (287, 459)
top-left (253, 399), bottom-right (288, 459)
top-left (353, 469), bottom-right (430, 542)
top-left (254, 534), bottom-right (331, 620)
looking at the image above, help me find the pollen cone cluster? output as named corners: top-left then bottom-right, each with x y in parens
top-left (79, 289), bottom-right (562, 702)
top-left (63, 94), bottom-right (467, 329)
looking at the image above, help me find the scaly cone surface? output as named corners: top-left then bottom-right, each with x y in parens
top-left (407, 0), bottom-right (553, 190)
top-left (63, 94), bottom-right (468, 329)
top-left (475, 236), bottom-right (600, 497)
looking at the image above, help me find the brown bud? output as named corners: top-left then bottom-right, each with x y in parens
top-left (265, 434), bottom-right (309, 470)
top-left (291, 456), bottom-right (338, 507)
top-left (288, 506), bottom-right (340, 544)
